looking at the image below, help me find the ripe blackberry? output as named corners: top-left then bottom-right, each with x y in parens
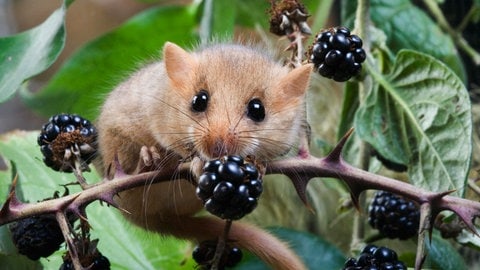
top-left (368, 191), bottom-right (420, 240)
top-left (9, 215), bottom-right (66, 260)
top-left (192, 240), bottom-right (243, 269)
top-left (342, 244), bottom-right (407, 270)
top-left (309, 26), bottom-right (366, 82)
top-left (196, 155), bottom-right (263, 220)
top-left (38, 113), bottom-right (97, 172)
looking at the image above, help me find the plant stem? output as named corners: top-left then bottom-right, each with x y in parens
top-left (211, 219), bottom-right (232, 270)
top-left (353, 0), bottom-right (370, 52)
top-left (349, 0), bottom-right (371, 253)
top-left (57, 211), bottom-right (82, 270)
top-left (309, 0), bottom-right (334, 37)
top-left (415, 203), bottom-right (431, 270)
top-left (468, 178), bottom-right (480, 197)
top-left (199, 0), bottom-right (213, 45)
top-left (456, 3), bottom-right (477, 32)
top-left (422, 0), bottom-right (480, 65)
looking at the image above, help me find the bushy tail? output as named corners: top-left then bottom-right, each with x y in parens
top-left (159, 215), bottom-right (307, 270)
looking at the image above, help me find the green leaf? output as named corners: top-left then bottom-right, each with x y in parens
top-left (341, 0), bottom-right (466, 82)
top-left (199, 0), bottom-right (236, 41)
top-left (338, 82), bottom-right (360, 140)
top-left (424, 233), bottom-right (468, 270)
top-left (356, 50), bottom-right (471, 196)
top-left (0, 0), bottom-right (69, 104)
top-left (0, 254), bottom-right (42, 270)
top-left (0, 131), bottom-right (91, 202)
top-left (0, 131), bottom-right (194, 269)
top-left (83, 203), bottom-right (195, 270)
top-left (236, 227), bottom-right (346, 270)
top-left (21, 4), bottom-right (200, 121)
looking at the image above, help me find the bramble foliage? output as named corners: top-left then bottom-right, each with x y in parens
top-left (1, 0), bottom-right (479, 269)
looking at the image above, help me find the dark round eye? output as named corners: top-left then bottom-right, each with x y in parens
top-left (191, 90), bottom-right (209, 112)
top-left (246, 98), bottom-right (265, 122)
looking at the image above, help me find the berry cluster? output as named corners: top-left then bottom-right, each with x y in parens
top-left (368, 191), bottom-right (420, 240)
top-left (309, 26), bottom-right (366, 82)
top-left (196, 155), bottom-right (263, 220)
top-left (9, 215), bottom-right (67, 260)
top-left (192, 240), bottom-right (242, 269)
top-left (38, 113), bottom-right (97, 172)
top-left (342, 245), bottom-right (407, 270)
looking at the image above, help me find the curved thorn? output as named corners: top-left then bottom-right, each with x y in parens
top-left (325, 128), bottom-right (354, 163)
top-left (288, 174), bottom-right (314, 211)
top-left (429, 189), bottom-right (457, 202)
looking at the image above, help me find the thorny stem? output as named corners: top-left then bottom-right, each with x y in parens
top-left (0, 167), bottom-right (186, 225)
top-left (422, 0), bottom-right (480, 65)
top-left (2, 133), bottom-right (480, 269)
top-left (211, 219), bottom-right (233, 270)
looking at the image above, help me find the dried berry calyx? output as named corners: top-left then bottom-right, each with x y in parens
top-left (368, 191), bottom-right (420, 240)
top-left (196, 155), bottom-right (263, 220)
top-left (342, 244), bottom-right (407, 270)
top-left (268, 0), bottom-right (310, 36)
top-left (38, 113), bottom-right (97, 172)
top-left (309, 26), bottom-right (366, 82)
top-left (192, 240), bottom-right (243, 270)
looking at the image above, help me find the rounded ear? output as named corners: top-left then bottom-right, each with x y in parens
top-left (163, 42), bottom-right (198, 90)
top-left (277, 64), bottom-right (313, 98)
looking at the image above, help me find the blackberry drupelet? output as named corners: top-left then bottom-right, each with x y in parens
top-left (192, 240), bottom-right (243, 269)
top-left (9, 215), bottom-right (66, 260)
top-left (309, 26), bottom-right (366, 82)
top-left (196, 155), bottom-right (263, 220)
top-left (368, 191), bottom-right (420, 240)
top-left (342, 244), bottom-right (407, 270)
top-left (38, 113), bottom-right (97, 172)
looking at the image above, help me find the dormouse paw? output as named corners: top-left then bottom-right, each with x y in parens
top-left (190, 156), bottom-right (205, 182)
top-left (137, 146), bottom-right (162, 173)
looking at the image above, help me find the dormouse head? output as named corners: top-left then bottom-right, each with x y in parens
top-left (157, 42), bottom-right (312, 161)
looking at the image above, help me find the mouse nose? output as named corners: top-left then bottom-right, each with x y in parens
top-left (205, 134), bottom-right (236, 158)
